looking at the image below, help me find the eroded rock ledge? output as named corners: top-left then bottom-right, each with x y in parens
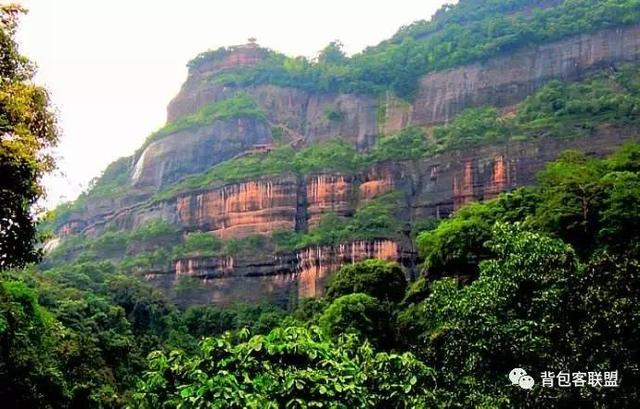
top-left (56, 128), bottom-right (635, 306)
top-left (149, 239), bottom-right (399, 307)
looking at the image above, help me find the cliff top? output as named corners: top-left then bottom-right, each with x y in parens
top-left (182, 0), bottom-right (640, 100)
top-left (187, 39), bottom-right (269, 74)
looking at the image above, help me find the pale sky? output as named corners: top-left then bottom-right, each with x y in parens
top-left (14, 0), bottom-right (449, 209)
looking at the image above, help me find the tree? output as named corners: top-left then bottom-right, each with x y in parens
top-left (598, 171), bottom-right (640, 255)
top-left (107, 275), bottom-right (171, 335)
top-left (319, 293), bottom-right (394, 349)
top-left (0, 279), bottom-right (69, 408)
top-left (535, 150), bottom-right (607, 255)
top-left (317, 40), bottom-right (346, 65)
top-left (182, 305), bottom-right (236, 338)
top-left (1, 5), bottom-right (58, 269)
top-left (405, 220), bottom-right (640, 407)
top-left (325, 259), bottom-right (407, 303)
top-left (409, 224), bottom-right (582, 406)
top-left (0, 8), bottom-right (67, 407)
top-left (416, 202), bottom-right (496, 280)
top-left (133, 326), bottom-right (436, 408)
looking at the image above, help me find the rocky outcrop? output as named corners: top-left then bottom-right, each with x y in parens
top-left (149, 239), bottom-right (399, 307)
top-left (295, 240), bottom-right (399, 299)
top-left (304, 94), bottom-right (378, 149)
top-left (358, 166), bottom-right (396, 202)
top-left (167, 25), bottom-right (640, 151)
top-left (305, 174), bottom-right (353, 228)
top-left (484, 154), bottom-right (510, 201)
top-left (61, 126), bottom-right (637, 306)
top-left (410, 126), bottom-right (636, 219)
top-left (452, 159), bottom-right (476, 211)
top-left (117, 24), bottom-right (640, 232)
top-left (132, 117), bottom-right (271, 189)
top-left (57, 220), bottom-right (86, 237)
top-left (176, 176), bottom-right (298, 239)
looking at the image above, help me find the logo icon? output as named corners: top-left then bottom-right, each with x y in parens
top-left (509, 368), bottom-right (535, 389)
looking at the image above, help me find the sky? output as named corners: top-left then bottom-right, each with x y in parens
top-left (15, 0), bottom-right (450, 209)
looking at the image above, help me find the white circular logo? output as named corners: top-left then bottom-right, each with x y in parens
top-left (509, 368), bottom-right (535, 389)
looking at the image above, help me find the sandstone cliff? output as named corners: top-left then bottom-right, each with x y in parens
top-left (119, 25), bottom-right (640, 196)
top-left (48, 22), bottom-right (640, 307)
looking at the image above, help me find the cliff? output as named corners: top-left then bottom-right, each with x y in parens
top-left (120, 24), bottom-right (640, 193)
top-left (176, 176), bottom-right (298, 239)
top-left (155, 240), bottom-right (399, 307)
top-left (45, 15), bottom-right (640, 307)
top-left (411, 25), bottom-right (640, 125)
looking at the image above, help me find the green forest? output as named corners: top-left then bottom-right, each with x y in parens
top-left (2, 1), bottom-right (640, 408)
top-left (5, 143), bottom-right (639, 408)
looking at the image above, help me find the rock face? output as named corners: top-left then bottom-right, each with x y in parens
top-left (411, 25), bottom-right (640, 125)
top-left (176, 176), bottom-right (299, 239)
top-left (52, 25), bottom-right (640, 307)
top-left (132, 118), bottom-right (271, 189)
top-left (167, 25), bottom-right (640, 147)
top-left (295, 241), bottom-right (399, 299)
top-left (141, 125), bottom-right (634, 307)
top-left (150, 239), bottom-right (399, 307)
top-left (125, 25), bottom-right (640, 203)
top-left (62, 126), bottom-right (636, 307)
top-left (305, 174), bottom-right (353, 228)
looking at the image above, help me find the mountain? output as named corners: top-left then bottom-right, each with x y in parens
top-left (43, 0), bottom-right (640, 307)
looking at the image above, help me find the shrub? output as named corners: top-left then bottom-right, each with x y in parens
top-left (366, 127), bottom-right (428, 163)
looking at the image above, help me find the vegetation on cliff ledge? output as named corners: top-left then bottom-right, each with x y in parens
top-left (207, 0), bottom-right (640, 98)
top-left (46, 192), bottom-right (402, 275)
top-left (137, 92), bottom-right (266, 156)
top-left (148, 64), bottom-right (640, 203)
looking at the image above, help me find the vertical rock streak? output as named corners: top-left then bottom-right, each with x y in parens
top-left (295, 240), bottom-right (399, 299)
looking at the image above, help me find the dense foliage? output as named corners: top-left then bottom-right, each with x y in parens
top-left (402, 225), bottom-right (640, 407)
top-left (319, 294), bottom-right (395, 350)
top-left (0, 5), bottom-right (58, 269)
top-left (325, 259), bottom-right (407, 303)
top-left (3, 253), bottom-right (291, 407)
top-left (134, 326), bottom-right (435, 409)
